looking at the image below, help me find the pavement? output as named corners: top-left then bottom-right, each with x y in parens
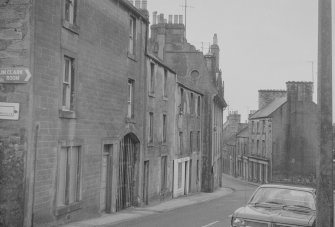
top-left (61, 179), bottom-right (238, 227)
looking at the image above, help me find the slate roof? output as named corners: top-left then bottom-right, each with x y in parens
top-left (236, 126), bottom-right (249, 138)
top-left (250, 97), bottom-right (287, 119)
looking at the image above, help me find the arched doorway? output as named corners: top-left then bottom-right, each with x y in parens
top-left (116, 133), bottom-right (139, 211)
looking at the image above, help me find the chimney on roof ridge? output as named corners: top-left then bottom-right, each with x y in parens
top-left (141, 0), bottom-right (147, 10)
top-left (213, 33), bottom-right (218, 45)
top-left (179, 15), bottom-right (183, 24)
top-left (135, 0), bottom-right (140, 8)
top-left (168, 15), bottom-right (173, 24)
top-left (159, 13), bottom-right (164, 23)
top-left (174, 15), bottom-right (178, 24)
top-left (152, 11), bottom-right (157, 24)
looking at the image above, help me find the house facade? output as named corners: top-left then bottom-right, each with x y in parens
top-left (249, 82), bottom-right (317, 184)
top-left (144, 53), bottom-right (177, 203)
top-left (149, 13), bottom-right (227, 193)
top-left (173, 82), bottom-right (203, 197)
top-left (0, 1), bottom-right (149, 226)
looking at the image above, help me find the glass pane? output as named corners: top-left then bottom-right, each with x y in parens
top-left (64, 58), bottom-right (70, 83)
top-left (178, 163), bottom-right (182, 188)
top-left (57, 148), bottom-right (67, 206)
top-left (69, 146), bottom-right (79, 203)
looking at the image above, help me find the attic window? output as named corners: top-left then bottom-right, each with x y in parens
top-left (191, 70), bottom-right (199, 78)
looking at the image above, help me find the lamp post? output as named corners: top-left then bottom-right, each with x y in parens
top-left (316, 0), bottom-right (333, 226)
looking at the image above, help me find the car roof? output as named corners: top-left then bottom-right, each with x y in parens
top-left (259, 184), bottom-right (315, 193)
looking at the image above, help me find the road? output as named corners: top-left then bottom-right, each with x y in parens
top-left (109, 176), bottom-right (257, 227)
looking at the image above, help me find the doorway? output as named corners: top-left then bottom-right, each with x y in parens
top-left (143, 160), bottom-right (149, 205)
top-left (100, 144), bottom-right (113, 213)
top-left (116, 134), bottom-right (139, 211)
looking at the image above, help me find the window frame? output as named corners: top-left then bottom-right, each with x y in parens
top-left (59, 50), bottom-right (78, 119)
top-left (163, 69), bottom-right (168, 98)
top-left (190, 93), bottom-right (194, 114)
top-left (127, 79), bottom-right (135, 119)
top-left (180, 88), bottom-right (184, 113)
top-left (149, 62), bottom-right (155, 95)
top-left (62, 56), bottom-right (75, 111)
top-left (128, 16), bottom-right (136, 56)
top-left (197, 96), bottom-right (201, 116)
top-left (162, 114), bottom-right (167, 143)
top-left (62, 0), bottom-right (79, 34)
top-left (161, 156), bottom-right (168, 191)
top-left (55, 140), bottom-right (83, 216)
top-left (179, 131), bottom-right (183, 154)
top-left (149, 112), bottom-right (154, 143)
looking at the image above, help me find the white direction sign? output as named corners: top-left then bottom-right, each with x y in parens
top-left (0, 68), bottom-right (31, 83)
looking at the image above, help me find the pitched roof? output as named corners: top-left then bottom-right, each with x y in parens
top-left (250, 97), bottom-right (287, 119)
top-left (237, 126), bottom-right (249, 137)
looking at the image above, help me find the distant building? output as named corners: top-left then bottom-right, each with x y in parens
top-left (235, 126), bottom-right (249, 180)
top-left (222, 111), bottom-right (247, 177)
top-left (249, 82), bottom-right (317, 184)
top-left (149, 12), bottom-right (227, 193)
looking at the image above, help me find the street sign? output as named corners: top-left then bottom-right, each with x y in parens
top-left (0, 68), bottom-right (31, 83)
top-left (0, 102), bottom-right (19, 120)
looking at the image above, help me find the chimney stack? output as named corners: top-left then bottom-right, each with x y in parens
top-left (135, 0), bottom-right (140, 8)
top-left (258, 90), bottom-right (287, 109)
top-left (213, 33), bottom-right (218, 45)
top-left (152, 11), bottom-right (157, 24)
top-left (286, 81), bottom-right (313, 103)
top-left (141, 0), bottom-right (147, 10)
top-left (174, 15), bottom-right (178, 24)
top-left (168, 15), bottom-right (173, 24)
top-left (179, 15), bottom-right (183, 24)
top-left (159, 13), bottom-right (164, 24)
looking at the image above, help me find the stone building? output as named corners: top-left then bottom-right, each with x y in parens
top-left (222, 111), bottom-right (247, 177)
top-left (173, 82), bottom-right (203, 197)
top-left (235, 126), bottom-right (249, 180)
top-left (249, 82), bottom-right (317, 184)
top-left (143, 53), bottom-right (177, 203)
top-left (149, 12), bottom-right (227, 193)
top-left (0, 0), bottom-right (149, 226)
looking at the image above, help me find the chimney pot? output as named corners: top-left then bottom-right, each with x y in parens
top-left (152, 11), bottom-right (157, 24)
top-left (142, 0), bottom-right (147, 10)
top-left (135, 0), bottom-right (140, 8)
top-left (168, 15), bottom-right (173, 24)
top-left (174, 15), bottom-right (179, 24)
top-left (213, 34), bottom-right (218, 45)
top-left (159, 13), bottom-right (164, 24)
top-left (179, 15), bottom-right (183, 24)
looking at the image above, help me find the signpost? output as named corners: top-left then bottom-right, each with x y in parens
top-left (316, 0), bottom-right (333, 226)
top-left (0, 68), bottom-right (31, 83)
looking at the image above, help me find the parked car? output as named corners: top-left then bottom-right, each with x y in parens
top-left (230, 184), bottom-right (316, 227)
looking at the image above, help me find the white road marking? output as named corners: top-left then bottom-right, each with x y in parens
top-left (202, 221), bottom-right (220, 227)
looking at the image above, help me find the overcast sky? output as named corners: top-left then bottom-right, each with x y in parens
top-left (147, 0), bottom-right (334, 122)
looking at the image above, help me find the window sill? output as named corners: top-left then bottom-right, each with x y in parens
top-left (148, 93), bottom-right (155, 98)
top-left (55, 201), bottom-right (82, 216)
top-left (125, 117), bottom-right (136, 124)
top-left (62, 20), bottom-right (80, 35)
top-left (59, 109), bottom-right (76, 119)
top-left (127, 52), bottom-right (137, 62)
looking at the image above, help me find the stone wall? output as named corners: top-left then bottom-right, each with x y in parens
top-left (0, 0), bottom-right (32, 226)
